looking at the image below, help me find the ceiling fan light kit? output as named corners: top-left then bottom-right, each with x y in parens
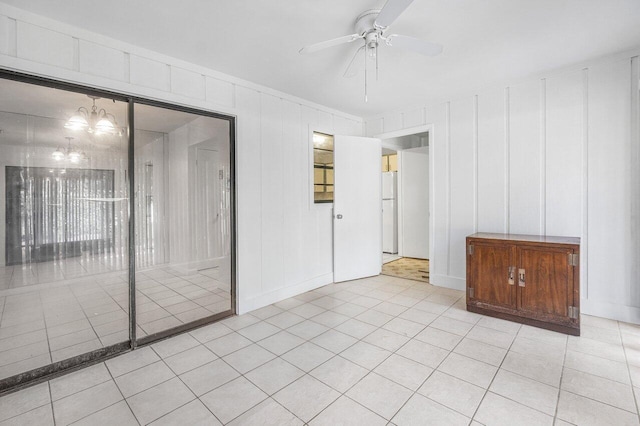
top-left (55, 95), bottom-right (124, 163)
top-left (299, 0), bottom-right (442, 102)
top-left (64, 95), bottom-right (121, 136)
top-left (52, 136), bottom-right (86, 163)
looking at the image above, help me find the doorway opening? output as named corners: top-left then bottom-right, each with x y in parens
top-left (379, 129), bottom-right (431, 283)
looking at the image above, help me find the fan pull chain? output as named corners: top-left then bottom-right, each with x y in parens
top-left (364, 42), bottom-right (368, 103)
top-left (376, 39), bottom-right (379, 81)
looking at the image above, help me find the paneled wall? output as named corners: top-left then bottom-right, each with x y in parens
top-left (366, 54), bottom-right (640, 324)
top-left (0, 4), bottom-right (363, 314)
top-left (2, 3), bottom-right (638, 323)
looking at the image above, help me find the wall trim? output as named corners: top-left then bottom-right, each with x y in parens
top-left (364, 46), bottom-right (640, 123)
top-left (581, 298), bottom-right (640, 325)
top-left (0, 3), bottom-right (363, 123)
top-left (238, 273), bottom-right (334, 314)
top-left (430, 274), bottom-right (465, 291)
top-left (539, 78), bottom-right (547, 236)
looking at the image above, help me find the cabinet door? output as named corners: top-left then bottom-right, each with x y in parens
top-left (468, 241), bottom-right (515, 309)
top-left (516, 246), bottom-right (574, 322)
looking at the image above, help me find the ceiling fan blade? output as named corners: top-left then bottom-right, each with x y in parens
top-left (343, 45), bottom-right (365, 78)
top-left (299, 34), bottom-right (362, 55)
top-left (386, 34), bottom-right (443, 56)
top-left (375, 0), bottom-right (414, 28)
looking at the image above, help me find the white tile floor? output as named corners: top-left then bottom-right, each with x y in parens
top-left (0, 257), bottom-right (231, 380)
top-left (1, 274), bottom-right (639, 425)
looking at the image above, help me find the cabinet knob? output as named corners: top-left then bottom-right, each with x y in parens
top-left (518, 269), bottom-right (526, 287)
top-left (508, 266), bottom-right (515, 285)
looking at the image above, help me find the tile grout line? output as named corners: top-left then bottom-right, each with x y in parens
top-left (240, 278), bottom-right (442, 423)
top-left (8, 275), bottom-right (637, 424)
top-left (232, 331), bottom-right (309, 424)
top-left (381, 312), bottom-right (481, 424)
top-left (61, 363), bottom-right (139, 426)
top-left (48, 367), bottom-right (111, 407)
top-left (329, 282), bottom-right (496, 420)
top-left (0, 384), bottom-right (51, 424)
top-left (564, 347), bottom-right (628, 367)
top-left (48, 381), bottom-right (56, 426)
top-left (480, 338), bottom-right (572, 420)
top-left (161, 330), bottom-right (275, 425)
top-left (152, 325), bottom-right (303, 425)
top-left (619, 319), bottom-right (640, 422)
top-left (560, 387), bottom-right (640, 415)
top-left (467, 321), bottom-right (523, 423)
top-left (0, 296), bottom-right (7, 329)
top-left (105, 360), bottom-right (142, 426)
top-left (40, 289), bottom-right (54, 368)
top-left (284, 318), bottom-right (406, 421)
top-left (163, 368), bottom-right (224, 425)
top-left (499, 336), bottom-right (575, 390)
top-left (222, 320), bottom-right (320, 424)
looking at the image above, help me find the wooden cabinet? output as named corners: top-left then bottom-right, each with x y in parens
top-left (466, 233), bottom-right (580, 336)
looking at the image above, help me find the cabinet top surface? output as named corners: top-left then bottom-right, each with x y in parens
top-left (467, 233), bottom-right (580, 245)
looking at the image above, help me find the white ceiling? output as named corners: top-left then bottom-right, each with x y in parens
top-left (3, 0), bottom-right (640, 117)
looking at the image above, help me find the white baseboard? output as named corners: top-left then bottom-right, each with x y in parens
top-left (430, 274), bottom-right (466, 291)
top-left (237, 273), bottom-right (334, 314)
top-left (427, 276), bottom-right (640, 326)
top-left (581, 298), bottom-right (640, 325)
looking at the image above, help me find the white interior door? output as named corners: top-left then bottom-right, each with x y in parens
top-left (333, 135), bottom-right (382, 282)
top-left (194, 147), bottom-right (221, 264)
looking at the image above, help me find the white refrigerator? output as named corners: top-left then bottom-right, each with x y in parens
top-left (382, 171), bottom-right (398, 254)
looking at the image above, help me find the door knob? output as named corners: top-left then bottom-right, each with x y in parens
top-left (336, 214), bottom-right (343, 219)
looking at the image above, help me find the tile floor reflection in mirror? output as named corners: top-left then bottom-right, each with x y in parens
top-left (1, 274), bottom-right (638, 425)
top-left (0, 258), bottom-right (231, 380)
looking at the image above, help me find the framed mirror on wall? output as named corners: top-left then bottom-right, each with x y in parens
top-left (0, 72), bottom-right (236, 393)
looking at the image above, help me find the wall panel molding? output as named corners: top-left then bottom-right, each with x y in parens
top-left (0, 4), bottom-right (362, 122)
top-left (369, 53), bottom-right (640, 322)
top-left (445, 102), bottom-right (451, 276)
top-left (631, 56), bottom-right (640, 308)
top-left (473, 94), bottom-right (478, 233)
top-left (504, 87), bottom-right (510, 234)
top-left (581, 68), bottom-right (590, 299)
top-left (539, 78), bottom-right (547, 236)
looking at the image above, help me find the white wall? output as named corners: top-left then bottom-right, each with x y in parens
top-left (366, 53), bottom-right (640, 324)
top-left (399, 148), bottom-right (429, 259)
top-left (0, 4), bottom-right (363, 314)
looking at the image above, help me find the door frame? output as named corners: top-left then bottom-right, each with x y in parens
top-left (189, 143), bottom-right (223, 271)
top-left (375, 124), bottom-right (434, 278)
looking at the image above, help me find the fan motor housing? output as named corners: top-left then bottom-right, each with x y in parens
top-left (355, 9), bottom-right (382, 35)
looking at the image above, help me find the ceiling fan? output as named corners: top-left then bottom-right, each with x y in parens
top-left (299, 0), bottom-right (443, 101)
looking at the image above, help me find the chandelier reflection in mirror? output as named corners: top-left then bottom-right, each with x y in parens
top-left (64, 95), bottom-right (121, 136)
top-left (52, 136), bottom-right (86, 163)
